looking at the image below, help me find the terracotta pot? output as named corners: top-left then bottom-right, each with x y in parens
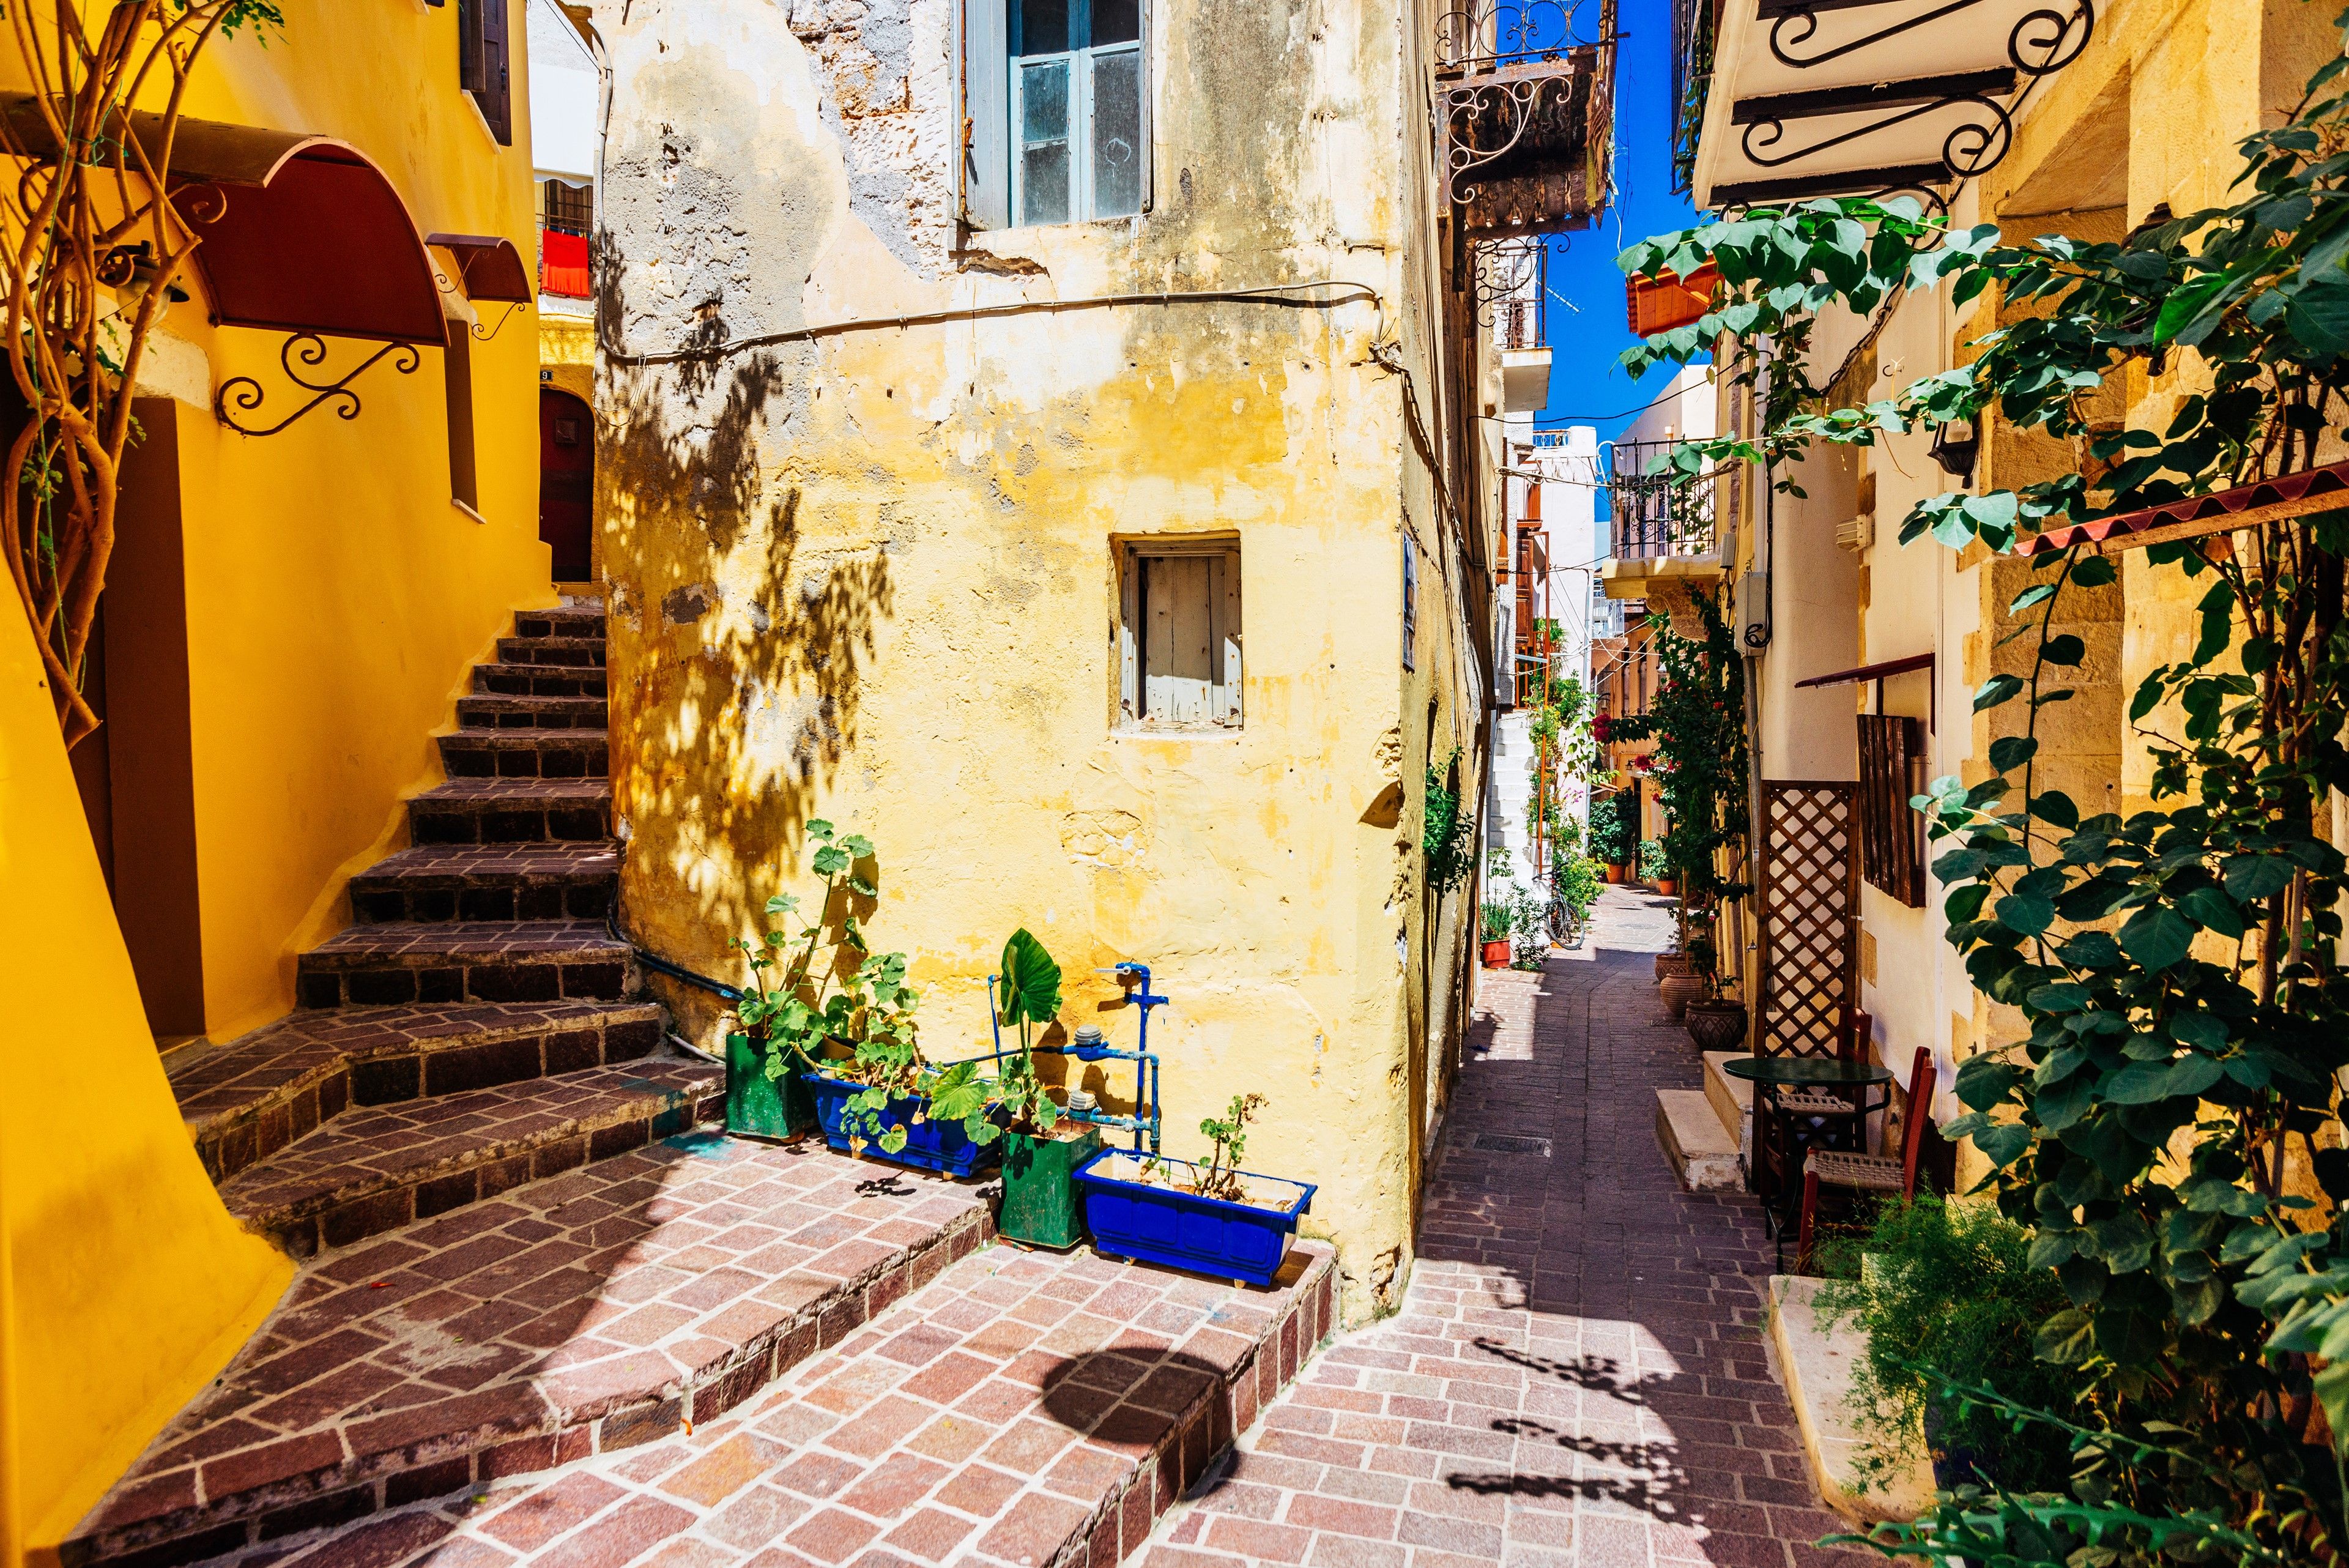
top-left (1481, 938), bottom-right (1512, 968)
top-left (1685, 1000), bottom-right (1750, 1052)
top-left (1604, 863), bottom-right (1627, 884)
top-left (1655, 877), bottom-right (1679, 897)
top-left (1658, 973), bottom-right (1705, 1020)
top-left (1654, 953), bottom-right (1695, 980)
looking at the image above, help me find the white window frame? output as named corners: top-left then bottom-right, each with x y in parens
top-left (1116, 536), bottom-right (1242, 733)
top-left (1011, 7), bottom-right (1143, 226)
top-left (963, 0), bottom-right (1151, 231)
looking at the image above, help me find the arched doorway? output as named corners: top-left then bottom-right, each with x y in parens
top-left (538, 388), bottom-right (594, 581)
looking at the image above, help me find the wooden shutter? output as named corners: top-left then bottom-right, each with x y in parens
top-left (459, 0), bottom-right (513, 146)
top-left (1857, 715), bottom-right (1926, 907)
top-left (963, 0), bottom-right (1010, 228)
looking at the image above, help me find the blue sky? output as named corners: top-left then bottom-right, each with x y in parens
top-left (1534, 0), bottom-right (1701, 445)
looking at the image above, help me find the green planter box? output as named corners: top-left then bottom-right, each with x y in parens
top-left (998, 1124), bottom-right (1103, 1249)
top-left (725, 1033), bottom-right (815, 1140)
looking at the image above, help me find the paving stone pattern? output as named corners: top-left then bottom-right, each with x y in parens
top-left (1143, 887), bottom-right (1874, 1568)
top-left (73, 1139), bottom-right (995, 1565)
top-left (143, 1205), bottom-right (1335, 1568)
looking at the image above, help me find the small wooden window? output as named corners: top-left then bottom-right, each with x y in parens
top-left (445, 327), bottom-right (479, 511)
top-left (1858, 714), bottom-right (1926, 907)
top-left (458, 0), bottom-right (514, 146)
top-left (1118, 538), bottom-right (1240, 730)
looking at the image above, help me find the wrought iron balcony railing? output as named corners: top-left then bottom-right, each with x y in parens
top-left (1436, 1), bottom-right (1617, 244)
top-left (1608, 438), bottom-right (1720, 562)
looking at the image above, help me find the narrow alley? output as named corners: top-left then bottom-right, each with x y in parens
top-left (178, 890), bottom-right (1868, 1568)
top-left (1146, 886), bottom-right (1869, 1568)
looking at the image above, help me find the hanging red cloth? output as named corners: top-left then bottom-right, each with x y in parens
top-left (540, 229), bottom-right (590, 299)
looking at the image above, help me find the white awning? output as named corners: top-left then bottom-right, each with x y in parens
top-left (1690, 0), bottom-right (2094, 210)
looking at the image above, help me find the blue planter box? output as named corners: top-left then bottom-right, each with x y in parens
top-left (800, 1072), bottom-right (1004, 1177)
top-left (1072, 1148), bottom-right (1315, 1287)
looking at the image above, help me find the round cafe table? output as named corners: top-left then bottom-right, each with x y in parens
top-left (1721, 1055), bottom-right (1894, 1268)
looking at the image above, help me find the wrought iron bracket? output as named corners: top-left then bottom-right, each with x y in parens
top-left (472, 302), bottom-right (524, 343)
top-left (214, 332), bottom-right (422, 438)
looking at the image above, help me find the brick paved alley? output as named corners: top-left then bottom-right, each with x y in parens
top-left (1141, 886), bottom-right (1872, 1568)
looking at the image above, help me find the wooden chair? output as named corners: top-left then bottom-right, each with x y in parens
top-left (1755, 1008), bottom-right (1873, 1202)
top-left (1794, 1045), bottom-right (1937, 1274)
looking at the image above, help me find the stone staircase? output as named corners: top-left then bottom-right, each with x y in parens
top-left (1655, 1050), bottom-right (1753, 1192)
top-left (72, 597), bottom-right (1341, 1568)
top-left (161, 598), bottom-right (707, 1264)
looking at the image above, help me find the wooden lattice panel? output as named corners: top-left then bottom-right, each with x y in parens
top-left (1758, 781), bottom-right (1858, 1058)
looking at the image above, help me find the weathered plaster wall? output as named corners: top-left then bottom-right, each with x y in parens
top-left (593, 0), bottom-right (1474, 1321)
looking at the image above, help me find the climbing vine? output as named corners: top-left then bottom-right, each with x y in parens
top-left (1, 1), bottom-right (288, 747)
top-left (1620, 26), bottom-right (2349, 1565)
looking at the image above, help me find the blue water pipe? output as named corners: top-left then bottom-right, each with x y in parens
top-left (975, 960), bottom-right (1167, 1153)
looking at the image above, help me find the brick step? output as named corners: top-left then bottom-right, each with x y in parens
top-left (169, 1000), bottom-right (664, 1183)
top-left (407, 777), bottom-right (610, 844)
top-left (497, 635), bottom-right (604, 668)
top-left (517, 606), bottom-right (606, 639)
top-left (217, 1058), bottom-right (723, 1255)
top-left (66, 1141), bottom-right (996, 1567)
top-left (436, 728), bottom-right (609, 781)
top-left (471, 662), bottom-right (608, 699)
top-left (349, 842), bottom-right (620, 923)
top-left (295, 920), bottom-right (636, 1008)
top-left (455, 693), bottom-right (607, 730)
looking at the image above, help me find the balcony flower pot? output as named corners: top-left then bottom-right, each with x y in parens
top-left (1480, 937), bottom-right (1512, 968)
top-left (1658, 973), bottom-right (1705, 1020)
top-left (998, 1121), bottom-right (1104, 1250)
top-left (1072, 1148), bottom-right (1316, 1287)
top-left (725, 1032), bottom-right (815, 1140)
top-left (1685, 998), bottom-right (1749, 1052)
top-left (801, 1072), bottom-right (1005, 1176)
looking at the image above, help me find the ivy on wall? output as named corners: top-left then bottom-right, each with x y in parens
top-left (1616, 27), bottom-right (2349, 1564)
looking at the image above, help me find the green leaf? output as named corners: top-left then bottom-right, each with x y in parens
top-left (2107, 1053), bottom-right (2224, 1104)
top-left (812, 845), bottom-right (851, 876)
top-left (996, 927), bottom-right (1064, 1027)
top-left (1974, 674), bottom-right (2026, 712)
top-left (2222, 854), bottom-right (2294, 901)
top-left (1989, 735), bottom-right (2038, 771)
top-left (2071, 554), bottom-right (2118, 589)
top-left (2036, 1309), bottom-right (2095, 1364)
top-left (1997, 891), bottom-right (2055, 936)
top-left (807, 819), bottom-right (836, 839)
top-left (2118, 905), bottom-right (2194, 971)
top-left (2041, 634), bottom-right (2085, 667)
top-left (2176, 885), bottom-right (2246, 939)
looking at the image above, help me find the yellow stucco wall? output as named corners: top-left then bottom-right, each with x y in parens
top-left (2, 592), bottom-right (293, 1566)
top-left (150, 1), bottom-right (555, 1038)
top-left (593, 0), bottom-right (1482, 1321)
top-left (1, 4), bottom-right (553, 1555)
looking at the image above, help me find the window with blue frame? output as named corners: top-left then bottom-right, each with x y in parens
top-left (965, 0), bottom-right (1146, 229)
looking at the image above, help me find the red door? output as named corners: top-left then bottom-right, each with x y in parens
top-left (538, 388), bottom-right (593, 581)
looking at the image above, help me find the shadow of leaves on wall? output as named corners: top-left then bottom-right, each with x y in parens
top-left (594, 231), bottom-right (899, 1038)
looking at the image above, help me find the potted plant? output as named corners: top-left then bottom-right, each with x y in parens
top-left (1072, 1093), bottom-right (1316, 1287)
top-left (1639, 838), bottom-right (1675, 896)
top-left (1478, 899), bottom-right (1513, 967)
top-left (990, 928), bottom-right (1102, 1249)
top-left (1680, 932), bottom-right (1749, 1049)
top-left (1589, 792), bottom-right (1634, 883)
top-left (741, 821), bottom-right (1003, 1174)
